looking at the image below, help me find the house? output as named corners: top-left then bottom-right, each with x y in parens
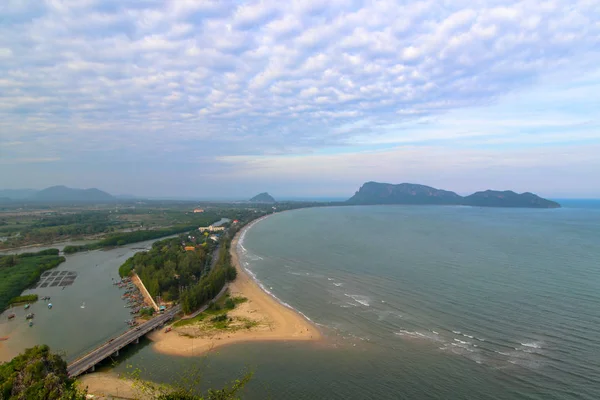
top-left (233, 220), bottom-right (239, 224)
top-left (209, 235), bottom-right (219, 242)
top-left (193, 208), bottom-right (204, 213)
top-left (198, 225), bottom-right (226, 233)
top-left (184, 246), bottom-right (195, 251)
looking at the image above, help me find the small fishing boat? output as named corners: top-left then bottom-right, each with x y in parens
top-left (24, 304), bottom-right (30, 310)
top-left (48, 303), bottom-right (53, 309)
top-left (29, 321), bottom-right (33, 327)
top-left (80, 302), bottom-right (85, 309)
top-left (26, 313), bottom-right (34, 319)
top-left (8, 314), bottom-right (15, 320)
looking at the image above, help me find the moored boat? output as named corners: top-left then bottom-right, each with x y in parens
top-left (25, 313), bottom-right (34, 319)
top-left (48, 303), bottom-right (53, 309)
top-left (8, 314), bottom-right (15, 320)
top-left (24, 304), bottom-right (30, 309)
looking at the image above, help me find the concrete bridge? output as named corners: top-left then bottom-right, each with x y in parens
top-left (67, 305), bottom-right (181, 377)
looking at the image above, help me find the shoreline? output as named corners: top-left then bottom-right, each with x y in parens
top-left (146, 211), bottom-right (321, 357)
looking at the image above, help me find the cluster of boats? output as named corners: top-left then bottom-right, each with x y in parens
top-left (5, 295), bottom-right (55, 329)
top-left (114, 278), bottom-right (147, 321)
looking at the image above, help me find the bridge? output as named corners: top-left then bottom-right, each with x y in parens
top-left (67, 305), bottom-right (181, 377)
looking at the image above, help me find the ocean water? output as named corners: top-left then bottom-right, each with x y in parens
top-left (113, 205), bottom-right (600, 399)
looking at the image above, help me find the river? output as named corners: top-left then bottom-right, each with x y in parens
top-left (0, 238), bottom-right (163, 362)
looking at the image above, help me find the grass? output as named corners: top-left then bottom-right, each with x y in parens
top-left (172, 294), bottom-right (253, 332)
top-left (9, 294), bottom-right (38, 305)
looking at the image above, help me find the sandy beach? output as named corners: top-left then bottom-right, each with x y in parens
top-left (148, 216), bottom-right (321, 356)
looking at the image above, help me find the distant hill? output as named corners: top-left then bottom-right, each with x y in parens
top-left (347, 182), bottom-right (560, 208)
top-left (0, 189), bottom-right (38, 199)
top-left (249, 192), bottom-right (276, 203)
top-left (348, 182), bottom-right (463, 205)
top-left (32, 186), bottom-right (115, 203)
top-left (463, 190), bottom-right (561, 208)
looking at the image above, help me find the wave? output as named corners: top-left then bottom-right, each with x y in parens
top-left (344, 294), bottom-right (370, 307)
top-left (520, 342), bottom-right (542, 349)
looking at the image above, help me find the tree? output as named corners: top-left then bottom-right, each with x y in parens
top-left (0, 345), bottom-right (86, 400)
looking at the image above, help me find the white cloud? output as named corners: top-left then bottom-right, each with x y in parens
top-left (0, 0), bottom-right (599, 194)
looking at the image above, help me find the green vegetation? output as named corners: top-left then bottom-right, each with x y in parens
top-left (0, 345), bottom-right (86, 400)
top-left (139, 307), bottom-right (155, 317)
top-left (180, 238), bottom-right (237, 314)
top-left (173, 295), bottom-right (256, 332)
top-left (8, 294), bottom-right (38, 305)
top-left (0, 250), bottom-right (65, 311)
top-left (117, 235), bottom-right (213, 302)
top-left (0, 206), bottom-right (221, 250)
top-left (64, 215), bottom-right (219, 254)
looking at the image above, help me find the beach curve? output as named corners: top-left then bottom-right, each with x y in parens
top-left (146, 212), bottom-right (322, 357)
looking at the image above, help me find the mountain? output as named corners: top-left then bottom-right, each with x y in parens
top-left (463, 190), bottom-right (561, 208)
top-left (249, 192), bottom-right (276, 203)
top-left (32, 186), bottom-right (115, 203)
top-left (0, 189), bottom-right (38, 199)
top-left (347, 182), bottom-right (560, 208)
top-left (348, 182), bottom-right (463, 205)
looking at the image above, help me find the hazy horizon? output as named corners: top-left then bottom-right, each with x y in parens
top-left (2, 1), bottom-right (599, 198)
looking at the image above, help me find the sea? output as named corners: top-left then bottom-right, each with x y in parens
top-left (3, 203), bottom-right (600, 399)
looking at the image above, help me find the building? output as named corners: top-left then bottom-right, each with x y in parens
top-left (233, 220), bottom-right (239, 224)
top-left (184, 246), bottom-right (195, 251)
top-left (198, 225), bottom-right (226, 233)
top-left (193, 208), bottom-right (205, 213)
top-left (209, 235), bottom-right (219, 242)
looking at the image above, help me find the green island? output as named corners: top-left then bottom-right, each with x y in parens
top-left (0, 249), bottom-right (65, 311)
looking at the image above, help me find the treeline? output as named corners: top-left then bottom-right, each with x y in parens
top-left (0, 249), bottom-right (65, 311)
top-left (180, 231), bottom-right (238, 314)
top-left (63, 223), bottom-right (214, 254)
top-left (118, 236), bottom-right (212, 302)
top-left (1, 212), bottom-right (120, 249)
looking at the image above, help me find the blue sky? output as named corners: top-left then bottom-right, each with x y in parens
top-left (1, 0), bottom-right (599, 199)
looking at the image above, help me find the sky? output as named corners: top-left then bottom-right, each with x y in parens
top-left (1, 0), bottom-right (599, 199)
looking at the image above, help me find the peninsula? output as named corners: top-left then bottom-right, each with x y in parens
top-left (147, 217), bottom-right (320, 357)
top-left (347, 182), bottom-right (560, 208)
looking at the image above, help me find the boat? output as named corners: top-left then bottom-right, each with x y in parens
top-left (29, 321), bottom-right (33, 327)
top-left (0, 337), bottom-right (8, 341)
top-left (8, 314), bottom-right (15, 320)
top-left (25, 313), bottom-right (34, 319)
top-left (24, 304), bottom-right (30, 309)
top-left (48, 303), bottom-right (53, 309)
top-left (80, 302), bottom-right (85, 309)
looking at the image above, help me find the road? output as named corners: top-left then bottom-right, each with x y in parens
top-left (67, 305), bottom-right (181, 377)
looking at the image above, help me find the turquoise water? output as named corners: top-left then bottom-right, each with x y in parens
top-left (115, 205), bottom-right (600, 399)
